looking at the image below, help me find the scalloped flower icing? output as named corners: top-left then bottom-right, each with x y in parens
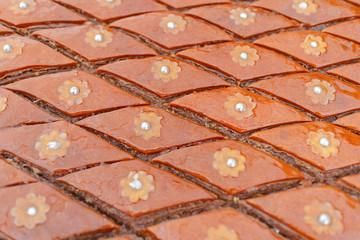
top-left (96, 0), bottom-right (121, 8)
top-left (10, 193), bottom-right (50, 230)
top-left (10, 0), bottom-right (37, 15)
top-left (292, 0), bottom-right (318, 15)
top-left (0, 95), bottom-right (8, 112)
top-left (160, 14), bottom-right (187, 35)
top-left (304, 199), bottom-right (343, 235)
top-left (230, 7), bottom-right (256, 26)
top-left (224, 93), bottom-right (256, 120)
top-left (85, 28), bottom-right (113, 48)
top-left (151, 59), bottom-right (182, 83)
top-left (307, 129), bottom-right (340, 158)
top-left (231, 45), bottom-right (259, 66)
top-left (120, 171), bottom-right (155, 203)
top-left (205, 224), bottom-right (238, 240)
top-left (134, 112), bottom-right (163, 140)
top-left (300, 34), bottom-right (327, 56)
top-left (0, 39), bottom-right (25, 60)
top-left (213, 147), bottom-right (246, 177)
top-left (305, 79), bottom-right (336, 105)
top-left (35, 130), bottom-right (71, 160)
top-left (58, 79), bottom-right (91, 106)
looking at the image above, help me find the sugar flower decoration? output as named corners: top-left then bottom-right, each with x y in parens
top-left (134, 112), bottom-right (163, 140)
top-left (205, 224), bottom-right (238, 240)
top-left (0, 95), bottom-right (8, 112)
top-left (10, 0), bottom-right (37, 15)
top-left (292, 0), bottom-right (318, 15)
top-left (300, 34), bottom-right (327, 56)
top-left (160, 14), bottom-right (187, 35)
top-left (307, 129), bottom-right (340, 158)
top-left (58, 79), bottom-right (91, 106)
top-left (224, 93), bottom-right (256, 120)
top-left (120, 171), bottom-right (155, 203)
top-left (0, 39), bottom-right (25, 60)
top-left (304, 199), bottom-right (343, 235)
top-left (35, 130), bottom-right (71, 160)
top-left (85, 28), bottom-right (113, 48)
top-left (151, 59), bottom-right (182, 83)
top-left (10, 193), bottom-right (50, 230)
top-left (96, 0), bottom-right (121, 8)
top-left (213, 147), bottom-right (246, 177)
top-left (231, 45), bottom-right (259, 66)
top-left (230, 7), bottom-right (256, 26)
top-left (305, 79), bottom-right (336, 105)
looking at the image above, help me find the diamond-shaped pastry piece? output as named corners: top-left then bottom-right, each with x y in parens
top-left (247, 186), bottom-right (360, 239)
top-left (152, 140), bottom-right (303, 194)
top-left (0, 157), bottom-right (36, 188)
top-left (177, 42), bottom-right (306, 82)
top-left (254, 30), bottom-right (360, 68)
top-left (170, 87), bottom-right (310, 133)
top-left (0, 88), bottom-right (57, 129)
top-left (0, 121), bottom-right (133, 175)
top-left (252, 0), bottom-right (360, 27)
top-left (32, 25), bottom-right (156, 62)
top-left (324, 19), bottom-right (360, 45)
top-left (110, 11), bottom-right (233, 50)
top-left (327, 63), bottom-right (360, 85)
top-left (334, 112), bottom-right (360, 133)
top-left (250, 121), bottom-right (360, 171)
top-left (249, 72), bottom-right (360, 118)
top-left (59, 160), bottom-right (216, 217)
top-left (0, 0), bottom-right (87, 28)
top-left (0, 36), bottom-right (76, 79)
top-left (158, 0), bottom-right (230, 9)
top-left (56, 0), bottom-right (166, 22)
top-left (77, 106), bottom-right (223, 153)
top-left (97, 56), bottom-right (230, 97)
top-left (0, 182), bottom-right (116, 240)
top-left (147, 208), bottom-right (281, 239)
top-left (341, 174), bottom-right (360, 191)
top-left (6, 70), bottom-right (147, 117)
top-left (185, 4), bottom-right (299, 39)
